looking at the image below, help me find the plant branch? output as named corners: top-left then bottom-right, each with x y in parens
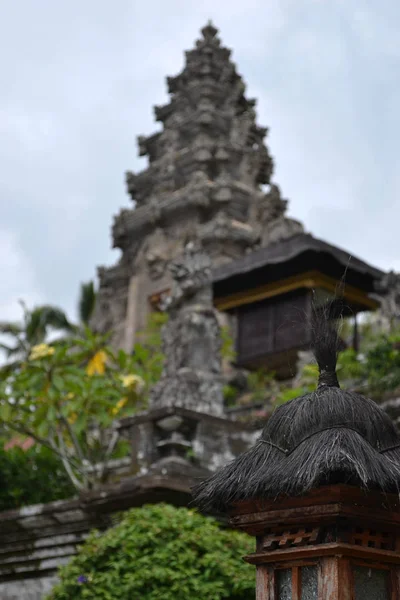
top-left (97, 429), bottom-right (120, 482)
top-left (59, 415), bottom-right (86, 463)
top-left (6, 421), bottom-right (84, 474)
top-left (55, 428), bottom-right (86, 491)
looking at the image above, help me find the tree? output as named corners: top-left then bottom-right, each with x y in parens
top-left (0, 301), bottom-right (73, 364)
top-left (0, 324), bottom-right (164, 491)
top-left (77, 281), bottom-right (96, 327)
top-left (47, 504), bottom-right (254, 600)
top-left (0, 280), bottom-right (97, 366)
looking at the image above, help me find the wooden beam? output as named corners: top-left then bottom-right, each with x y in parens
top-left (230, 484), bottom-right (400, 517)
top-left (214, 270), bottom-right (379, 311)
top-left (244, 542), bottom-right (400, 565)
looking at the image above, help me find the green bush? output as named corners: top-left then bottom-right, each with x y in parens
top-left (48, 503), bottom-right (255, 600)
top-left (0, 445), bottom-right (74, 511)
top-left (365, 334), bottom-right (400, 392)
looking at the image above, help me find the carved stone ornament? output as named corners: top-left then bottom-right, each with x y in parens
top-left (149, 242), bottom-right (224, 416)
top-left (141, 228), bottom-right (173, 280)
top-left (95, 22), bottom-right (307, 350)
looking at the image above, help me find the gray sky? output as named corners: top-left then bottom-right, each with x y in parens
top-left (1, 0), bottom-right (400, 323)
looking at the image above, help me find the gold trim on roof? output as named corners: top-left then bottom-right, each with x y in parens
top-left (214, 270), bottom-right (379, 311)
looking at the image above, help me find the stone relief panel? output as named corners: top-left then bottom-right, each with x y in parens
top-left (135, 228), bottom-right (177, 281)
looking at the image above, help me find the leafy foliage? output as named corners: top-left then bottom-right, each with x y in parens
top-left (0, 323), bottom-right (163, 491)
top-left (47, 504), bottom-right (254, 600)
top-left (356, 332), bottom-right (400, 393)
top-left (133, 311), bottom-right (167, 389)
top-left (223, 384), bottom-right (239, 406)
top-left (336, 348), bottom-right (365, 382)
top-left (247, 369), bottom-right (279, 403)
top-left (0, 301), bottom-right (73, 363)
top-left (0, 445), bottom-right (74, 511)
top-left (273, 364), bottom-right (318, 406)
top-left (0, 282), bottom-right (98, 366)
top-left (322, 328), bottom-right (400, 396)
top-left (220, 325), bottom-right (237, 363)
top-left (212, 316), bottom-right (400, 410)
top-left (78, 281), bottom-right (97, 326)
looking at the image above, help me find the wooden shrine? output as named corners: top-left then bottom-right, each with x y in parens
top-left (213, 233), bottom-right (384, 375)
top-left (193, 307), bottom-right (400, 599)
top-left (231, 485), bottom-right (400, 599)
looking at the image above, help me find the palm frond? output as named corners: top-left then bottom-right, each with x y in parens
top-left (26, 309), bottom-right (45, 345)
top-left (40, 306), bottom-right (73, 330)
top-left (78, 281), bottom-right (97, 325)
top-left (0, 342), bottom-right (23, 358)
top-left (0, 322), bottom-right (23, 336)
top-left (26, 305), bottom-right (73, 345)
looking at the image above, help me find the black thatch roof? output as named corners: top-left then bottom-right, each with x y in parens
top-left (193, 306), bottom-right (400, 513)
top-left (212, 233), bottom-right (385, 284)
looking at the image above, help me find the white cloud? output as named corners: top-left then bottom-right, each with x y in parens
top-left (0, 0), bottom-right (400, 320)
top-left (0, 230), bottom-right (43, 322)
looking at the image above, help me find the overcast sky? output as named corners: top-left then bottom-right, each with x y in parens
top-left (1, 0), bottom-right (400, 323)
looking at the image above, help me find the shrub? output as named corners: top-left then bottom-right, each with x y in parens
top-left (48, 504), bottom-right (255, 600)
top-left (0, 445), bottom-right (74, 511)
top-left (365, 334), bottom-right (400, 392)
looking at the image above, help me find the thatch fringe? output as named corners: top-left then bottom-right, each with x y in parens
top-left (192, 299), bottom-right (400, 512)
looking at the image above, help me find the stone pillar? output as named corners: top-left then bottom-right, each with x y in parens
top-left (149, 242), bottom-right (224, 417)
top-left (124, 274), bottom-right (141, 352)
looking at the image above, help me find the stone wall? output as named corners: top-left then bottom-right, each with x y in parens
top-left (0, 497), bottom-right (100, 600)
top-left (0, 576), bottom-right (59, 600)
top-left (0, 408), bottom-right (259, 599)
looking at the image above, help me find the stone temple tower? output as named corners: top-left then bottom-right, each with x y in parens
top-left (92, 22), bottom-right (303, 349)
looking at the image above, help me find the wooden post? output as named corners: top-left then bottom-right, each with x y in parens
top-left (320, 557), bottom-right (352, 600)
top-left (256, 566), bottom-right (273, 600)
top-left (391, 566), bottom-right (400, 600)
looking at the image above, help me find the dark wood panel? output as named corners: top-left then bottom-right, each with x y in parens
top-left (237, 290), bottom-right (311, 364)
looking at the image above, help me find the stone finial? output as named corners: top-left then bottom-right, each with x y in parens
top-left (201, 20), bottom-right (218, 41)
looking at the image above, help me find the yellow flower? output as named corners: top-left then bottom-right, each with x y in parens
top-left (68, 412), bottom-right (78, 425)
top-left (29, 344), bottom-right (55, 361)
top-left (86, 350), bottom-right (107, 376)
top-left (119, 374), bottom-right (145, 392)
top-left (111, 397), bottom-right (128, 416)
top-left (66, 392), bottom-right (74, 400)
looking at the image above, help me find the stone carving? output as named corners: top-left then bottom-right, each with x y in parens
top-left (375, 271), bottom-right (400, 328)
top-left (149, 243), bottom-right (224, 416)
top-left (92, 22), bottom-right (306, 349)
top-left (90, 265), bottom-right (129, 347)
top-left (258, 185), bottom-right (304, 246)
top-left (258, 184), bottom-right (287, 223)
top-left (142, 228), bottom-right (172, 280)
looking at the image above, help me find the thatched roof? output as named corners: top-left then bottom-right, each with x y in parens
top-left (212, 233), bottom-right (385, 284)
top-left (193, 306), bottom-right (400, 513)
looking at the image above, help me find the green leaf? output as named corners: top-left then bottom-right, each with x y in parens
top-left (0, 403), bottom-right (12, 422)
top-left (47, 406), bottom-right (57, 422)
top-left (52, 374), bottom-right (65, 392)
